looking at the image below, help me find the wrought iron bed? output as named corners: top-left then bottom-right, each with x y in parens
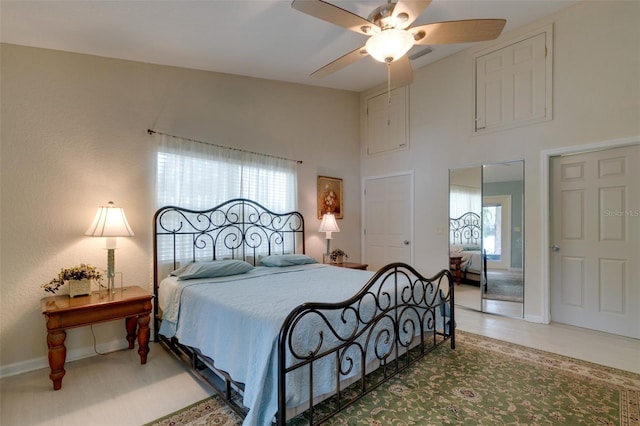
top-left (449, 211), bottom-right (487, 288)
top-left (154, 198), bottom-right (455, 425)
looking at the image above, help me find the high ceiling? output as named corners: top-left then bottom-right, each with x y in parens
top-left (1, 0), bottom-right (577, 92)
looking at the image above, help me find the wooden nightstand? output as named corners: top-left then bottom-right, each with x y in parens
top-left (449, 256), bottom-right (463, 285)
top-left (41, 286), bottom-right (153, 390)
top-left (332, 262), bottom-right (368, 270)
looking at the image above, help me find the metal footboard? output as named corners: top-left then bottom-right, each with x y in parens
top-left (277, 263), bottom-right (455, 425)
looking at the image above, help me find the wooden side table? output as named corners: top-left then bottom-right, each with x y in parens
top-left (449, 256), bottom-right (463, 285)
top-left (41, 286), bottom-right (153, 390)
top-left (333, 262), bottom-right (368, 270)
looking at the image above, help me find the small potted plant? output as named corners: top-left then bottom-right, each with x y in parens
top-left (329, 248), bottom-right (348, 264)
top-left (42, 264), bottom-right (103, 297)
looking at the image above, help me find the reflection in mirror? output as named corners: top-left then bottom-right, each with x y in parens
top-left (449, 167), bottom-right (482, 311)
top-left (482, 161), bottom-right (524, 318)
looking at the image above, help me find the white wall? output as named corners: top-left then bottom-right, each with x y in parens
top-left (0, 45), bottom-right (361, 375)
top-left (361, 0), bottom-right (640, 322)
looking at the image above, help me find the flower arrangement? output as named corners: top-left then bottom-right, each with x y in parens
top-left (42, 264), bottom-right (103, 294)
top-left (322, 184), bottom-right (338, 214)
top-left (329, 248), bottom-right (348, 262)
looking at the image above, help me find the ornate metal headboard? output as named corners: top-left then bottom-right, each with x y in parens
top-left (152, 198), bottom-right (305, 339)
top-left (153, 197), bottom-right (305, 281)
top-left (154, 197), bottom-right (305, 264)
top-left (153, 198), bottom-right (305, 333)
top-left (449, 211), bottom-right (481, 246)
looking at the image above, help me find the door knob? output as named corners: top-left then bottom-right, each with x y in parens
top-left (404, 240), bottom-right (410, 245)
top-left (551, 245), bottom-right (560, 252)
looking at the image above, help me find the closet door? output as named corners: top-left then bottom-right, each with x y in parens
top-left (363, 173), bottom-right (412, 270)
top-left (476, 29), bottom-right (550, 133)
top-left (364, 88), bottom-right (408, 155)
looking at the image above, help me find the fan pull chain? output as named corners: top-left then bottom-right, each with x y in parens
top-left (387, 62), bottom-right (391, 105)
top-left (387, 62), bottom-right (392, 124)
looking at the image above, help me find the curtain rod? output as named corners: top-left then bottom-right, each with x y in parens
top-left (147, 129), bottom-right (303, 164)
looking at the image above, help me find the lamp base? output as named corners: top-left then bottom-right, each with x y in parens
top-left (106, 276), bottom-right (115, 294)
top-left (107, 248), bottom-right (116, 294)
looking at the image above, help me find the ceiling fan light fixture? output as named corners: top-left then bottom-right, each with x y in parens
top-left (360, 25), bottom-right (378, 34)
top-left (395, 12), bottom-right (410, 28)
top-left (365, 28), bottom-right (414, 63)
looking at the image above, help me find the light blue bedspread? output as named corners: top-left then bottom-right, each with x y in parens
top-left (159, 264), bottom-right (377, 426)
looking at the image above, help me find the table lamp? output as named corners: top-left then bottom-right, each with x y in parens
top-left (318, 213), bottom-right (340, 256)
top-left (85, 201), bottom-right (135, 293)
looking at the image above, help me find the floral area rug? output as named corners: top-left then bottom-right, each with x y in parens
top-left (146, 330), bottom-right (639, 426)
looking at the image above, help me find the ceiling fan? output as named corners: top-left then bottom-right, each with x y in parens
top-left (292, 0), bottom-right (506, 87)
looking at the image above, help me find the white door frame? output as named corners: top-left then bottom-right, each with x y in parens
top-left (361, 171), bottom-right (415, 267)
top-left (540, 135), bottom-right (640, 324)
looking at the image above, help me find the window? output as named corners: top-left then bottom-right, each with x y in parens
top-left (155, 133), bottom-right (298, 262)
top-left (483, 195), bottom-right (512, 269)
top-left (483, 204), bottom-right (503, 260)
top-left (450, 185), bottom-right (481, 218)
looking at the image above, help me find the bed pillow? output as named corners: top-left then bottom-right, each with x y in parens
top-left (450, 245), bottom-right (464, 253)
top-left (260, 254), bottom-right (318, 267)
top-left (171, 260), bottom-right (254, 280)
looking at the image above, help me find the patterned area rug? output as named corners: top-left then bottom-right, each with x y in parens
top-left (146, 330), bottom-right (639, 426)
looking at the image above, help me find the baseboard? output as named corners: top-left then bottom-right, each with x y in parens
top-left (524, 313), bottom-right (546, 323)
top-left (0, 339), bottom-right (130, 379)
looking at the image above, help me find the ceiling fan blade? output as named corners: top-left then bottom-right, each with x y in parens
top-left (411, 19), bottom-right (506, 45)
top-left (292, 0), bottom-right (380, 36)
top-left (390, 56), bottom-right (413, 87)
top-left (311, 46), bottom-right (369, 78)
top-left (392, 0), bottom-right (431, 29)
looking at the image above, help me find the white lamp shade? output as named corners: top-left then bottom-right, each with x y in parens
top-left (365, 29), bottom-right (415, 63)
top-left (85, 201), bottom-right (135, 237)
top-left (318, 213), bottom-right (340, 238)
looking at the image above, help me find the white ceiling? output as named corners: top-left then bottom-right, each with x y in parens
top-left (0, 0), bottom-right (577, 92)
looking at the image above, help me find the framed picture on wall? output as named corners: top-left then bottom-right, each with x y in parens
top-left (317, 176), bottom-right (343, 219)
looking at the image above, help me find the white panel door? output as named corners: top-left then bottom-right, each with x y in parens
top-left (363, 174), bottom-right (412, 270)
top-left (476, 31), bottom-right (547, 132)
top-left (365, 88), bottom-right (408, 155)
top-left (550, 145), bottom-right (639, 338)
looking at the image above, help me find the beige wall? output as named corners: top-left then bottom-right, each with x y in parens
top-left (2, 0), bottom-right (638, 376)
top-left (0, 45), bottom-right (361, 374)
top-left (361, 0), bottom-right (640, 322)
